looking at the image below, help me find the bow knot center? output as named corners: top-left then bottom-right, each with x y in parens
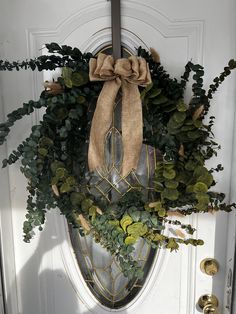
top-left (89, 53), bottom-right (151, 86)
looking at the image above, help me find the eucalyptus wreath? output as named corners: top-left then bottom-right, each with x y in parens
top-left (0, 43), bottom-right (235, 280)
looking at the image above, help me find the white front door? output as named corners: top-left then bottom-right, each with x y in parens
top-left (0, 1), bottom-right (236, 313)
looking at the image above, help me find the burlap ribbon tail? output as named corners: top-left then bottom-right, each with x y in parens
top-left (88, 53), bottom-right (152, 176)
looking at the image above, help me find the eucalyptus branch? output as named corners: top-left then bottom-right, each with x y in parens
top-left (0, 43), bottom-right (93, 73)
top-left (45, 43), bottom-right (93, 62)
top-left (92, 214), bottom-right (144, 280)
top-left (0, 96), bottom-right (46, 146)
top-left (163, 217), bottom-right (196, 235)
top-left (207, 59), bottom-right (236, 99)
top-left (180, 61), bottom-right (192, 90)
top-left (2, 137), bottom-right (30, 168)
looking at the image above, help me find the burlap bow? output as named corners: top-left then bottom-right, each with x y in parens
top-left (88, 53), bottom-right (152, 176)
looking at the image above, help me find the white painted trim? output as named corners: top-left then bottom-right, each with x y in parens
top-left (25, 0), bottom-right (204, 103)
top-left (26, 1), bottom-right (204, 61)
top-left (232, 248), bottom-right (236, 314)
top-left (0, 90), bottom-right (18, 314)
top-left (223, 87), bottom-right (236, 312)
top-left (0, 235), bottom-right (6, 314)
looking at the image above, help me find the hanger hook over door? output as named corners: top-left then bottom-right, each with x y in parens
top-left (110, 0), bottom-right (122, 59)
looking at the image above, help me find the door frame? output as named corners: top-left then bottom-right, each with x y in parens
top-left (223, 109), bottom-right (236, 313)
top-left (0, 95), bottom-right (18, 314)
top-left (0, 235), bottom-right (6, 314)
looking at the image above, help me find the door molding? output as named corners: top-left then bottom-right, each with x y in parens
top-left (0, 44), bottom-right (18, 312)
top-left (0, 96), bottom-right (18, 314)
top-left (25, 0), bottom-right (204, 114)
top-left (223, 106), bottom-right (236, 312)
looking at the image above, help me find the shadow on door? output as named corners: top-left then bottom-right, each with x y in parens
top-left (5, 210), bottom-right (128, 314)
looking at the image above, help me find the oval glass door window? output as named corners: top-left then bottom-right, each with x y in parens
top-left (69, 45), bottom-right (159, 309)
top-left (69, 228), bottom-right (156, 309)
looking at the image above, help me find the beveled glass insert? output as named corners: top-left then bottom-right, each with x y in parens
top-left (69, 226), bottom-right (156, 309)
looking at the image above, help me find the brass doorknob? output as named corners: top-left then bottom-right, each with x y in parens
top-left (198, 294), bottom-right (219, 313)
top-left (200, 258), bottom-right (219, 276)
top-left (203, 304), bottom-right (218, 314)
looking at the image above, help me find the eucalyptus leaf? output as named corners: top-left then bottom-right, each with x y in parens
top-left (193, 182), bottom-right (208, 193)
top-left (163, 168), bottom-right (176, 180)
top-left (177, 99), bottom-right (187, 112)
top-left (55, 167), bottom-right (67, 179)
top-left (165, 180), bottom-right (179, 189)
top-left (72, 71), bottom-right (88, 86)
top-left (70, 192), bottom-right (85, 206)
top-left (162, 188), bottom-right (179, 201)
top-left (59, 182), bottom-right (71, 193)
top-left (127, 222), bottom-right (148, 237)
top-left (120, 215), bottom-right (133, 231)
top-left (38, 148), bottom-right (48, 157)
top-left (149, 87), bottom-right (162, 98)
top-left (130, 210), bottom-right (141, 222)
top-left (152, 95), bottom-right (168, 105)
top-left (173, 111), bottom-right (186, 123)
top-left (125, 235), bottom-right (137, 245)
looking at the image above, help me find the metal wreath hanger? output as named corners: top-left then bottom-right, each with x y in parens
top-left (110, 0), bottom-right (122, 59)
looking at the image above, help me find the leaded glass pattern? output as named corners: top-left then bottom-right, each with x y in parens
top-left (69, 227), bottom-right (156, 308)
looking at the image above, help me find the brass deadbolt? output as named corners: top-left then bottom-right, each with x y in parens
top-left (200, 258), bottom-right (219, 276)
top-left (198, 294), bottom-right (219, 314)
